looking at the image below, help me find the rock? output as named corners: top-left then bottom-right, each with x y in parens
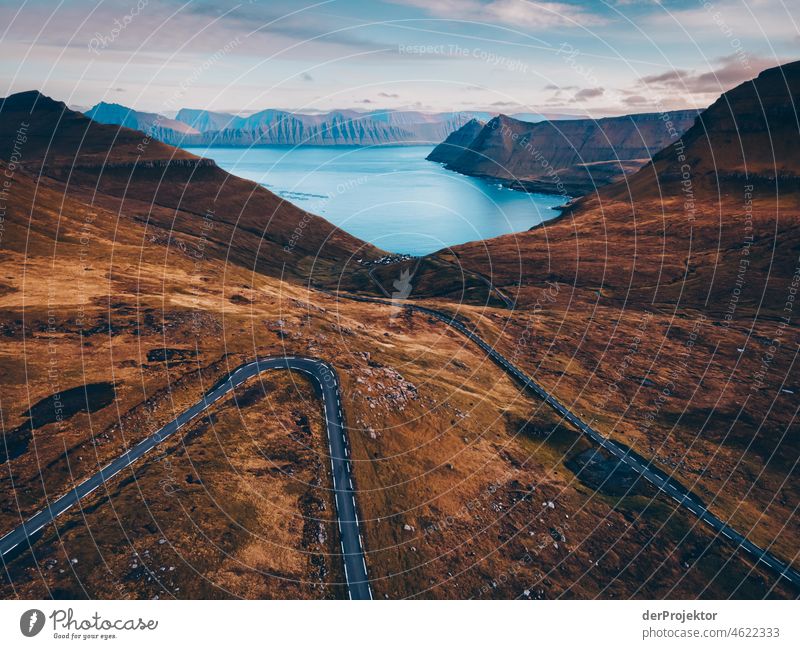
top-left (403, 523), bottom-right (415, 532)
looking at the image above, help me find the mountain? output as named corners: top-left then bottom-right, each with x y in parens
top-left (202, 109), bottom-right (415, 146)
top-left (426, 118), bottom-right (485, 165)
top-left (85, 101), bottom-right (200, 145)
top-left (84, 103), bottom-right (584, 150)
top-left (388, 62), bottom-right (800, 584)
top-left (435, 109), bottom-right (698, 195)
top-left (7, 92), bottom-right (379, 281)
top-left (89, 104), bottom-right (474, 147)
top-left (363, 109), bottom-right (473, 143)
top-left (430, 62), bottom-right (800, 312)
top-left (610, 61), bottom-right (800, 201)
top-left (0, 90), bottom-right (387, 600)
top-left (174, 108), bottom-right (246, 132)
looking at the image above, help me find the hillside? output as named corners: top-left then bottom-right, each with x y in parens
top-left (607, 60), bottom-right (800, 201)
top-left (438, 110), bottom-right (698, 195)
top-left (3, 91), bottom-right (380, 282)
top-left (388, 61), bottom-right (800, 579)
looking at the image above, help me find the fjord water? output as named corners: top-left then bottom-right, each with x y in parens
top-left (186, 145), bottom-right (566, 256)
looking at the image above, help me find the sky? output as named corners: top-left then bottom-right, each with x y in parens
top-left (0, 0), bottom-right (797, 117)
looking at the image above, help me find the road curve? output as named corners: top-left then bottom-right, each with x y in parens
top-left (334, 290), bottom-right (800, 590)
top-left (0, 357), bottom-right (372, 600)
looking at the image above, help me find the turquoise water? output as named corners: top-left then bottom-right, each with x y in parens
top-left (185, 145), bottom-right (566, 256)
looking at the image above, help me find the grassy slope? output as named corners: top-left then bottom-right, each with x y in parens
top-left (410, 63), bottom-right (800, 576)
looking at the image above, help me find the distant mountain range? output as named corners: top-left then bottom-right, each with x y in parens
top-left (82, 102), bottom-right (580, 148)
top-left (83, 103), bottom-right (460, 147)
top-left (427, 110), bottom-right (699, 195)
top-left (85, 102), bottom-right (201, 144)
top-left (3, 90), bottom-right (375, 281)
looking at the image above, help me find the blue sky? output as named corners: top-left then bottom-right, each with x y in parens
top-left (0, 0), bottom-right (796, 117)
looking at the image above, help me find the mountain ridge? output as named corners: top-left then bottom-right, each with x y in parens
top-left (432, 109), bottom-right (699, 196)
top-left (0, 90), bottom-right (381, 283)
top-left (426, 118), bottom-right (486, 165)
top-left (605, 60), bottom-right (800, 201)
top-left (85, 102), bottom-right (475, 147)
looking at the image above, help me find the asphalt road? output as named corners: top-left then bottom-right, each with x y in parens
top-left (0, 357), bottom-right (372, 600)
top-left (3, 292), bottom-right (797, 594)
top-left (336, 291), bottom-right (800, 589)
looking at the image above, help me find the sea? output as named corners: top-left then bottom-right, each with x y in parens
top-left (185, 145), bottom-right (566, 256)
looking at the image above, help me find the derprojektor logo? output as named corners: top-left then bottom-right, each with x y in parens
top-left (20, 609), bottom-right (45, 637)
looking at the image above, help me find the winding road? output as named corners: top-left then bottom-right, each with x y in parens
top-left (0, 357), bottom-right (372, 600)
top-left (2, 290), bottom-right (798, 596)
top-left (335, 290), bottom-right (800, 589)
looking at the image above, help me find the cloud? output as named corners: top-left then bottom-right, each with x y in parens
top-left (643, 0), bottom-right (800, 40)
top-left (356, 98), bottom-right (374, 104)
top-left (638, 54), bottom-right (784, 94)
top-left (301, 72), bottom-right (313, 82)
top-left (385, 0), bottom-right (608, 29)
top-left (574, 87), bottom-right (604, 101)
top-left (378, 91), bottom-right (400, 98)
top-left (623, 94), bottom-right (648, 106)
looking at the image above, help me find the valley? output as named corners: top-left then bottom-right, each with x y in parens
top-left (1, 60), bottom-right (798, 602)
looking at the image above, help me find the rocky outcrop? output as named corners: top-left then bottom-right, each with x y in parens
top-left (437, 110), bottom-right (698, 196)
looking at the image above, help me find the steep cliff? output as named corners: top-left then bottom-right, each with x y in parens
top-left (440, 110), bottom-right (698, 195)
top-left (426, 118), bottom-right (485, 165)
top-left (90, 105), bottom-right (474, 146)
top-left (85, 102), bottom-right (200, 146)
top-left (174, 108), bottom-right (246, 132)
